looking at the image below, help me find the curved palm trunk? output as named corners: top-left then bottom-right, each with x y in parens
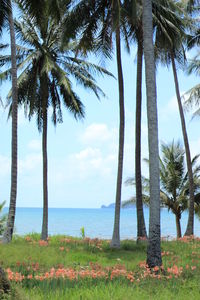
top-left (175, 213), bottom-right (181, 238)
top-left (41, 78), bottom-right (48, 241)
top-left (171, 52), bottom-right (194, 236)
top-left (135, 36), bottom-right (147, 241)
top-left (3, 0), bottom-right (18, 243)
top-left (110, 26), bottom-right (125, 248)
top-left (142, 0), bottom-right (162, 267)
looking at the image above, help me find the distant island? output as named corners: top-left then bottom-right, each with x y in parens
top-left (101, 202), bottom-right (135, 209)
top-left (101, 203), bottom-right (115, 209)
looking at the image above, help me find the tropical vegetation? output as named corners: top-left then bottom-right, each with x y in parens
top-left (1, 234), bottom-right (200, 299)
top-left (124, 141), bottom-right (200, 238)
top-left (0, 0), bottom-right (200, 297)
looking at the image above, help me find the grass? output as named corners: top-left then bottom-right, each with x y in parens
top-left (1, 234), bottom-right (200, 299)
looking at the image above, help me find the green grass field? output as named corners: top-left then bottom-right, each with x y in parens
top-left (1, 234), bottom-right (200, 299)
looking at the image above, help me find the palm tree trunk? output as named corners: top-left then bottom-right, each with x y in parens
top-left (171, 51), bottom-right (194, 236)
top-left (41, 107), bottom-right (48, 241)
top-left (110, 26), bottom-right (125, 248)
top-left (41, 78), bottom-right (48, 241)
top-left (175, 213), bottom-right (181, 238)
top-left (2, 0), bottom-right (18, 244)
top-left (135, 36), bottom-right (147, 241)
top-left (142, 0), bottom-right (162, 267)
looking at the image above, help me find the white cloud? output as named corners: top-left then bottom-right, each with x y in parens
top-left (28, 139), bottom-right (41, 152)
top-left (74, 147), bottom-right (101, 160)
top-left (69, 147), bottom-right (116, 179)
top-left (190, 138), bottom-right (200, 158)
top-left (19, 153), bottom-right (42, 174)
top-left (159, 92), bottom-right (188, 123)
top-left (0, 155), bottom-right (10, 177)
top-left (167, 96), bottom-right (179, 113)
top-left (159, 95), bottom-right (178, 121)
top-left (80, 123), bottom-right (116, 144)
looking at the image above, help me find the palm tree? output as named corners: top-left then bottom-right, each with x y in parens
top-left (171, 55), bottom-right (195, 236)
top-left (124, 141), bottom-right (200, 238)
top-left (133, 27), bottom-right (148, 241)
top-left (110, 0), bottom-right (125, 248)
top-left (122, 0), bottom-right (147, 241)
top-left (153, 0), bottom-right (195, 236)
top-left (122, 0), bottom-right (188, 241)
top-left (5, 0), bottom-right (112, 241)
top-left (0, 0), bottom-right (12, 282)
top-left (0, 0), bottom-right (19, 244)
top-left (159, 142), bottom-right (200, 238)
top-left (142, 0), bottom-right (162, 267)
top-left (66, 0), bottom-right (129, 248)
top-left (159, 142), bottom-right (188, 238)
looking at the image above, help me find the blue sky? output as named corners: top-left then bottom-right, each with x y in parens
top-left (1, 29), bottom-right (200, 208)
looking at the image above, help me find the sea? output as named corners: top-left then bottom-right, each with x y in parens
top-left (2, 207), bottom-right (200, 239)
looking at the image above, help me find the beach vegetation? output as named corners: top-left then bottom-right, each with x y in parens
top-left (1, 234), bottom-right (200, 299)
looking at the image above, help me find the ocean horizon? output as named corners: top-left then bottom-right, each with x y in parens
top-left (3, 206), bottom-right (200, 239)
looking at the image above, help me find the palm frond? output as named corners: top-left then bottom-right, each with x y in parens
top-left (0, 0), bottom-right (10, 36)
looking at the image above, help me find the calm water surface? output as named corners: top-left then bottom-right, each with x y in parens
top-left (3, 207), bottom-right (200, 239)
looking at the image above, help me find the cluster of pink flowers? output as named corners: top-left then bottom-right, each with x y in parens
top-left (178, 235), bottom-right (200, 243)
top-left (6, 268), bottom-right (25, 282)
top-left (161, 251), bottom-right (174, 257)
top-left (25, 237), bottom-right (48, 246)
top-left (59, 246), bottom-right (69, 252)
top-left (138, 259), bottom-right (198, 280)
top-left (5, 264), bottom-right (137, 283)
top-left (60, 237), bottom-right (106, 251)
top-left (6, 258), bottom-right (199, 285)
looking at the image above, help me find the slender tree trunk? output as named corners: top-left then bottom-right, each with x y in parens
top-left (171, 52), bottom-right (194, 236)
top-left (135, 36), bottom-right (147, 241)
top-left (110, 26), bottom-right (125, 248)
top-left (41, 78), bottom-right (48, 241)
top-left (175, 213), bottom-right (181, 238)
top-left (142, 0), bottom-right (162, 267)
top-left (3, 0), bottom-right (18, 243)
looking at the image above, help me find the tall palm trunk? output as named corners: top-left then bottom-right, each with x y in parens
top-left (175, 213), bottom-right (181, 238)
top-left (142, 0), bottom-right (162, 267)
top-left (135, 35), bottom-right (147, 241)
top-left (3, 0), bottom-right (18, 244)
top-left (111, 26), bottom-right (125, 248)
top-left (41, 77), bottom-right (48, 241)
top-left (171, 51), bottom-right (194, 236)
